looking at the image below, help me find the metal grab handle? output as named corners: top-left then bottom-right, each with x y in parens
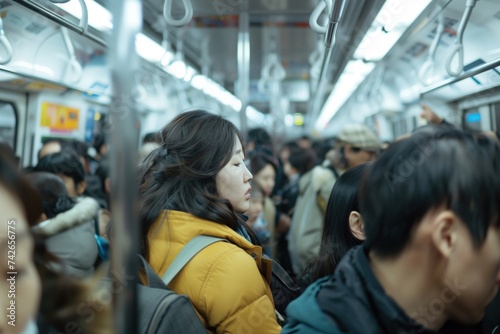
top-left (419, 12), bottom-right (445, 84)
top-left (445, 2), bottom-right (477, 76)
top-left (309, 0), bottom-right (332, 34)
top-left (77, 0), bottom-right (88, 33)
top-left (0, 17), bottom-right (13, 65)
top-left (61, 27), bottom-right (83, 83)
top-left (163, 0), bottom-right (193, 27)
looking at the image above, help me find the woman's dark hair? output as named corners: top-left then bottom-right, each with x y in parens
top-left (307, 163), bottom-right (369, 282)
top-left (138, 110), bottom-right (251, 258)
top-left (25, 172), bottom-right (75, 219)
top-left (247, 127), bottom-right (273, 151)
top-left (288, 148), bottom-right (317, 175)
top-left (35, 149), bottom-right (85, 186)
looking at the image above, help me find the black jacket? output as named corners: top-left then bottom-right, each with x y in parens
top-left (283, 245), bottom-right (495, 334)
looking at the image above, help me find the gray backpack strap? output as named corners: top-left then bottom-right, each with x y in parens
top-left (162, 235), bottom-right (226, 286)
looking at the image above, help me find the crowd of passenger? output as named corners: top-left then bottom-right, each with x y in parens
top-left (0, 105), bottom-right (499, 334)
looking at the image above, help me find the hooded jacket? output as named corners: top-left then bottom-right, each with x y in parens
top-left (34, 197), bottom-right (99, 278)
top-left (147, 210), bottom-right (281, 334)
top-left (282, 245), bottom-right (484, 334)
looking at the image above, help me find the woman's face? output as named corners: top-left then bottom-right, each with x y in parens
top-left (216, 137), bottom-right (253, 213)
top-left (0, 186), bottom-right (41, 334)
top-left (254, 164), bottom-right (276, 197)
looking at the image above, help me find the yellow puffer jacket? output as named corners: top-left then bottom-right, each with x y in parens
top-left (147, 210), bottom-right (282, 334)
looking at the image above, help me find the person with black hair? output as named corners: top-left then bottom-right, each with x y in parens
top-left (0, 150), bottom-right (111, 334)
top-left (247, 151), bottom-right (282, 257)
top-left (300, 163), bottom-right (369, 290)
top-left (142, 131), bottom-right (159, 144)
top-left (35, 149), bottom-right (87, 198)
top-left (278, 148), bottom-right (317, 276)
top-left (0, 148), bottom-right (42, 334)
top-left (246, 127), bottom-right (273, 155)
top-left (138, 110), bottom-right (281, 333)
top-left (38, 138), bottom-right (67, 161)
top-left (289, 124), bottom-right (380, 277)
top-left (26, 172), bottom-right (99, 279)
top-left (278, 141), bottom-right (300, 165)
top-left (281, 148), bottom-right (317, 216)
top-left (283, 127), bottom-right (500, 333)
top-left (92, 132), bottom-right (107, 161)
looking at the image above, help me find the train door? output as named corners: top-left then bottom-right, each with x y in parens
top-left (0, 90), bottom-right (28, 166)
top-left (463, 104), bottom-right (493, 132)
top-left (491, 102), bottom-right (500, 132)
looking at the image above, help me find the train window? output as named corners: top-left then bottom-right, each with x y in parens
top-left (0, 102), bottom-right (17, 151)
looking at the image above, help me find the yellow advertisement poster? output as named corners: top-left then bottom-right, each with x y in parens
top-left (40, 102), bottom-right (80, 131)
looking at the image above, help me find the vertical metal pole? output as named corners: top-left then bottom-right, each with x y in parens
top-left (238, 11), bottom-right (250, 133)
top-left (108, 1), bottom-right (142, 333)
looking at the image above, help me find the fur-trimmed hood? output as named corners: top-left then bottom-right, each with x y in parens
top-left (34, 197), bottom-right (99, 237)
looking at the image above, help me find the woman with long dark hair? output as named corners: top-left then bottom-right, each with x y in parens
top-left (302, 163), bottom-right (369, 288)
top-left (138, 110), bottom-right (281, 333)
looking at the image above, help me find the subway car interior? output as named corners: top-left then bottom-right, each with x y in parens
top-left (0, 0), bottom-right (499, 333)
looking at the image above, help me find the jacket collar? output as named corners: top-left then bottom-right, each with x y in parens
top-left (33, 197), bottom-right (99, 237)
top-left (331, 246), bottom-right (439, 334)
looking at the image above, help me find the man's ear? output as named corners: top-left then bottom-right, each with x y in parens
top-left (77, 180), bottom-right (87, 196)
top-left (431, 211), bottom-right (458, 258)
top-left (349, 211), bottom-right (366, 241)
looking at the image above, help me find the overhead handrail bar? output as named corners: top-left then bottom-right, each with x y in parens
top-left (419, 10), bottom-right (445, 84)
top-left (445, 0), bottom-right (479, 76)
top-left (76, 0), bottom-right (89, 34)
top-left (108, 0), bottom-right (142, 332)
top-left (309, 38), bottom-right (324, 80)
top-left (0, 15), bottom-right (13, 65)
top-left (310, 0), bottom-right (332, 34)
top-left (60, 27), bottom-right (83, 83)
top-left (164, 0), bottom-right (193, 27)
top-left (11, 0), bottom-right (106, 47)
top-left (323, 0), bottom-right (344, 48)
top-left (308, 0), bottom-right (345, 129)
top-left (421, 55), bottom-right (500, 96)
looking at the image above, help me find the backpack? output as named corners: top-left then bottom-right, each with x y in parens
top-left (137, 235), bottom-right (227, 334)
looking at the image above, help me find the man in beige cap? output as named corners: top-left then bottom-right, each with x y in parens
top-left (289, 124), bottom-right (381, 276)
top-left (334, 124), bottom-right (380, 169)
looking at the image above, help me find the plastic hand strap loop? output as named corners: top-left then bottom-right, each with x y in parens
top-left (61, 27), bottom-right (83, 83)
top-left (445, 3), bottom-right (476, 76)
top-left (0, 17), bottom-right (12, 65)
top-left (446, 44), bottom-right (464, 76)
top-left (310, 0), bottom-right (332, 34)
top-left (164, 0), bottom-right (193, 28)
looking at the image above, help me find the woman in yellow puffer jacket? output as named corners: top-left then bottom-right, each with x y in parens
top-left (137, 110), bottom-right (281, 334)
